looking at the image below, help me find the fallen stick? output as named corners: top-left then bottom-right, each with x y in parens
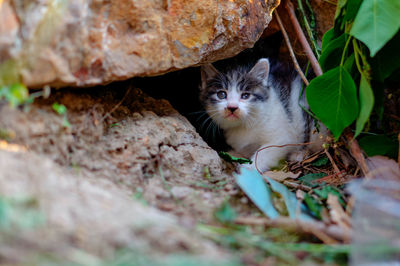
top-left (274, 10), bottom-right (309, 86)
top-left (284, 0), bottom-right (323, 76)
top-left (235, 216), bottom-right (350, 244)
top-left (344, 130), bottom-right (369, 175)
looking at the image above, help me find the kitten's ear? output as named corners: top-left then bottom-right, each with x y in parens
top-left (249, 58), bottom-right (270, 81)
top-left (201, 64), bottom-right (219, 88)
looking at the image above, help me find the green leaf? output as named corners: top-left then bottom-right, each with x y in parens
top-left (312, 157), bottom-right (329, 167)
top-left (350, 0), bottom-right (400, 57)
top-left (343, 0), bottom-right (362, 23)
top-left (321, 28), bottom-right (335, 52)
top-left (214, 201), bottom-right (237, 224)
top-left (319, 34), bottom-right (347, 72)
top-left (314, 186), bottom-right (345, 205)
top-left (52, 102), bottom-right (67, 115)
top-left (235, 168), bottom-right (279, 219)
top-left (5, 83), bottom-right (29, 108)
top-left (219, 151), bottom-right (252, 164)
top-left (359, 135), bottom-right (398, 158)
top-left (306, 67), bottom-right (359, 139)
top-left (335, 0), bottom-right (348, 20)
top-left (303, 194), bottom-right (322, 219)
top-left (369, 30), bottom-right (400, 82)
top-left (299, 173), bottom-right (327, 188)
top-left (355, 75), bottom-right (374, 137)
top-left (343, 53), bottom-right (357, 77)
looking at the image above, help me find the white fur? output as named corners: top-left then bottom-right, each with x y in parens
top-left (202, 59), bottom-right (327, 172)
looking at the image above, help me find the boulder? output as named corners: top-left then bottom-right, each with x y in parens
top-left (0, 0), bottom-right (279, 88)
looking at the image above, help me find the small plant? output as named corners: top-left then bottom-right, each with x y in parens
top-left (305, 0), bottom-right (400, 150)
top-left (52, 102), bottom-right (71, 128)
top-left (0, 83), bottom-right (29, 108)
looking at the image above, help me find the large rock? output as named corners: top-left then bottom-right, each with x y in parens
top-left (0, 0), bottom-right (279, 88)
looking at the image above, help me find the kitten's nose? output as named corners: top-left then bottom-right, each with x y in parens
top-left (227, 106), bottom-right (238, 113)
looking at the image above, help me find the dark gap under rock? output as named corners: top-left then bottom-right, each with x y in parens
top-left (136, 32), bottom-right (284, 152)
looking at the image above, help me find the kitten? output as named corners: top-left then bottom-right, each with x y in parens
top-left (200, 58), bottom-right (326, 172)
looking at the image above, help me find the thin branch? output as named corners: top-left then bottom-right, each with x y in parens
top-left (234, 216), bottom-right (350, 243)
top-left (283, 180), bottom-right (312, 191)
top-left (344, 129), bottom-right (369, 175)
top-left (100, 87), bottom-right (132, 123)
top-left (255, 142), bottom-right (314, 174)
top-left (324, 148), bottom-right (341, 175)
top-left (285, 0), bottom-right (323, 76)
top-left (274, 10), bottom-right (310, 86)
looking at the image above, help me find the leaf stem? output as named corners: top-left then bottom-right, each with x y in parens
top-left (274, 10), bottom-right (310, 85)
top-left (353, 39), bottom-right (372, 81)
top-left (340, 35), bottom-right (352, 66)
top-left (352, 39), bottom-right (364, 75)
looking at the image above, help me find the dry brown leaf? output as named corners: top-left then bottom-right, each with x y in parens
top-left (302, 153), bottom-right (320, 164)
top-left (263, 170), bottom-right (301, 182)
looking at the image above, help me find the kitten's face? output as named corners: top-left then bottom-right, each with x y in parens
top-left (200, 59), bottom-right (270, 129)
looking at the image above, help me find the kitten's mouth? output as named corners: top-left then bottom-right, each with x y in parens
top-left (225, 113), bottom-right (240, 120)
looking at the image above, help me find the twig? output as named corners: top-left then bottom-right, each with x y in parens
top-left (283, 180), bottom-right (312, 191)
top-left (284, 0), bottom-right (323, 76)
top-left (324, 149), bottom-right (341, 175)
top-left (100, 87), bottom-right (132, 123)
top-left (255, 142), bottom-right (314, 174)
top-left (274, 10), bottom-right (309, 86)
top-left (343, 129), bottom-right (369, 175)
top-left (234, 216), bottom-right (350, 243)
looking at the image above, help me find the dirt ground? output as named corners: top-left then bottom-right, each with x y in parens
top-left (0, 83), bottom-right (249, 265)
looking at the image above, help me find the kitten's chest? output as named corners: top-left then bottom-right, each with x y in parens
top-left (225, 126), bottom-right (265, 157)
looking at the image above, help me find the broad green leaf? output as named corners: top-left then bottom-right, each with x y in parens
top-left (335, 0), bottom-right (348, 20)
top-left (355, 75), bottom-right (374, 137)
top-left (303, 194), bottom-right (322, 219)
top-left (5, 83), bottom-right (29, 108)
top-left (312, 157), bottom-right (329, 167)
top-left (350, 0), bottom-right (400, 57)
top-left (321, 28), bottom-right (335, 52)
top-left (370, 31), bottom-right (400, 82)
top-left (235, 168), bottom-right (279, 219)
top-left (319, 34), bottom-right (347, 72)
top-left (343, 0), bottom-right (362, 23)
top-left (306, 67), bottom-right (359, 139)
top-left (359, 135), bottom-right (398, 158)
top-left (299, 173), bottom-right (327, 188)
top-left (219, 151), bottom-right (252, 164)
top-left (343, 53), bottom-right (357, 77)
top-left (265, 176), bottom-right (312, 221)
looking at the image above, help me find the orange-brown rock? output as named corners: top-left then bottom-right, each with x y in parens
top-left (0, 0), bottom-right (279, 88)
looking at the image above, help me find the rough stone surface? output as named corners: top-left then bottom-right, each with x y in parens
top-left (0, 0), bottom-right (279, 88)
top-left (0, 85), bottom-right (237, 221)
top-left (0, 85), bottom-right (242, 263)
top-left (0, 150), bottom-right (233, 264)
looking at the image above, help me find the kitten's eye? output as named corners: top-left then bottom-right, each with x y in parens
top-left (216, 91), bottom-right (227, 99)
top-left (241, 93), bottom-right (250, 100)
